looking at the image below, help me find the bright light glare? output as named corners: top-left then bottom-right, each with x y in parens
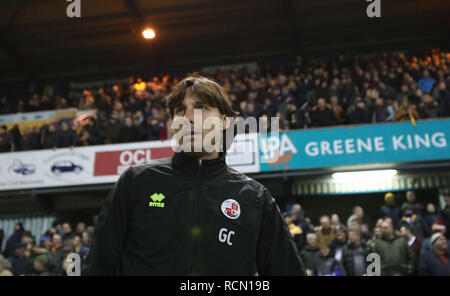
top-left (332, 170), bottom-right (397, 181)
top-left (142, 28), bottom-right (156, 39)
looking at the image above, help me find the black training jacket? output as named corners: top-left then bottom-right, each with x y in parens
top-left (82, 151), bottom-right (306, 276)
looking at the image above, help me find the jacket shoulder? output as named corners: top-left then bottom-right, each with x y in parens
top-left (226, 167), bottom-right (268, 197)
top-left (123, 157), bottom-right (174, 178)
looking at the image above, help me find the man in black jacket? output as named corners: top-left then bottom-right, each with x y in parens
top-left (82, 75), bottom-right (306, 276)
top-left (341, 227), bottom-right (371, 276)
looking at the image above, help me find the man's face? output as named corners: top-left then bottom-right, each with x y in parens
top-left (381, 221), bottom-right (393, 238)
top-left (22, 236), bottom-right (31, 244)
top-left (374, 226), bottom-right (382, 238)
top-left (320, 217), bottom-right (330, 229)
top-left (331, 214), bottom-right (339, 225)
top-left (33, 260), bottom-right (45, 272)
top-left (434, 236), bottom-right (448, 252)
top-left (52, 234), bottom-right (61, 244)
top-left (82, 232), bottom-right (90, 244)
top-left (172, 95), bottom-right (226, 156)
top-left (320, 247), bottom-right (330, 257)
top-left (76, 223), bottom-right (85, 233)
top-left (336, 230), bottom-right (346, 242)
top-left (386, 195), bottom-right (395, 205)
top-left (406, 191), bottom-right (416, 203)
top-left (399, 226), bottom-right (409, 237)
top-left (317, 98), bottom-right (326, 108)
top-left (348, 231), bottom-right (360, 245)
top-left (355, 208), bottom-right (363, 218)
top-left (307, 236), bottom-right (318, 248)
top-left (62, 223), bottom-right (71, 234)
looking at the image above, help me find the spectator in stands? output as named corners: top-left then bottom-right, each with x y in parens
top-left (424, 203), bottom-right (440, 231)
top-left (47, 233), bottom-right (63, 274)
top-left (0, 97), bottom-right (12, 114)
top-left (30, 254), bottom-right (51, 276)
top-left (316, 215), bottom-right (336, 249)
top-left (418, 70), bottom-right (436, 94)
top-left (8, 243), bottom-right (32, 276)
top-left (300, 233), bottom-right (320, 276)
top-left (104, 117), bottom-right (122, 144)
top-left (315, 245), bottom-right (345, 276)
top-left (283, 212), bottom-right (305, 253)
top-left (310, 98), bottom-right (336, 127)
top-left (341, 227), bottom-right (371, 276)
top-left (0, 125), bottom-right (11, 152)
top-left (62, 223), bottom-right (75, 242)
top-left (79, 90), bottom-right (96, 110)
top-left (379, 192), bottom-right (401, 228)
top-left (41, 124), bottom-right (57, 149)
top-left (85, 119), bottom-right (103, 145)
top-left (39, 94), bottom-right (54, 111)
top-left (119, 116), bottom-right (138, 143)
top-left (374, 218), bottom-right (414, 275)
top-left (330, 214), bottom-right (340, 230)
top-left (21, 231), bottom-right (38, 259)
top-left (75, 222), bottom-right (86, 237)
top-left (329, 224), bottom-right (347, 263)
top-left (0, 255), bottom-right (13, 276)
top-left (418, 232), bottom-right (450, 275)
top-left (400, 203), bottom-right (429, 239)
top-left (441, 193), bottom-right (450, 240)
top-left (399, 222), bottom-right (423, 274)
top-left (396, 85), bottom-right (411, 102)
top-left (346, 206), bottom-right (364, 229)
top-left (373, 219), bottom-right (383, 240)
top-left (79, 231), bottom-right (91, 260)
top-left (290, 203), bottom-right (311, 240)
top-left (372, 98), bottom-right (391, 123)
top-left (96, 87), bottom-right (113, 117)
top-left (26, 94), bottom-right (40, 112)
top-left (330, 96), bottom-right (345, 125)
top-left (4, 223), bottom-right (24, 258)
top-left (55, 96), bottom-right (69, 109)
top-left (21, 126), bottom-right (40, 151)
top-left (56, 122), bottom-right (77, 148)
top-left (403, 191), bottom-right (424, 216)
top-left (349, 100), bottom-right (371, 124)
top-left (418, 94), bottom-right (439, 119)
top-left (394, 96), bottom-right (419, 122)
top-left (9, 124), bottom-right (22, 152)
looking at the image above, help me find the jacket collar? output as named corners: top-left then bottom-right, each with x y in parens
top-left (172, 151), bottom-right (227, 178)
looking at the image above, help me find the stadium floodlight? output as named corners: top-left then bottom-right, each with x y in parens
top-left (142, 28), bottom-right (156, 39)
top-left (332, 169), bottom-right (397, 181)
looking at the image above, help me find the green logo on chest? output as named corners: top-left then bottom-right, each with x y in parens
top-left (149, 193), bottom-right (166, 208)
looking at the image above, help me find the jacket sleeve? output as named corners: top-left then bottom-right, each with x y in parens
top-left (256, 188), bottom-right (307, 276)
top-left (82, 168), bottom-right (131, 275)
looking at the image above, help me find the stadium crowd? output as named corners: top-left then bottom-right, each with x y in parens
top-left (0, 49), bottom-right (450, 153)
top-left (0, 190), bottom-right (449, 276)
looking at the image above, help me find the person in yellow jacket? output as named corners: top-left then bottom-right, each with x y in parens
top-left (284, 212), bottom-right (306, 251)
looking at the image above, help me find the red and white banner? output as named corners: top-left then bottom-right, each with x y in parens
top-left (0, 133), bottom-right (259, 191)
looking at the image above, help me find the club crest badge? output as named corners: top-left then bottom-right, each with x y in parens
top-left (221, 199), bottom-right (241, 220)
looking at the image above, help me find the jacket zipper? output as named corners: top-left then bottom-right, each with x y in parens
top-left (186, 159), bottom-right (202, 274)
